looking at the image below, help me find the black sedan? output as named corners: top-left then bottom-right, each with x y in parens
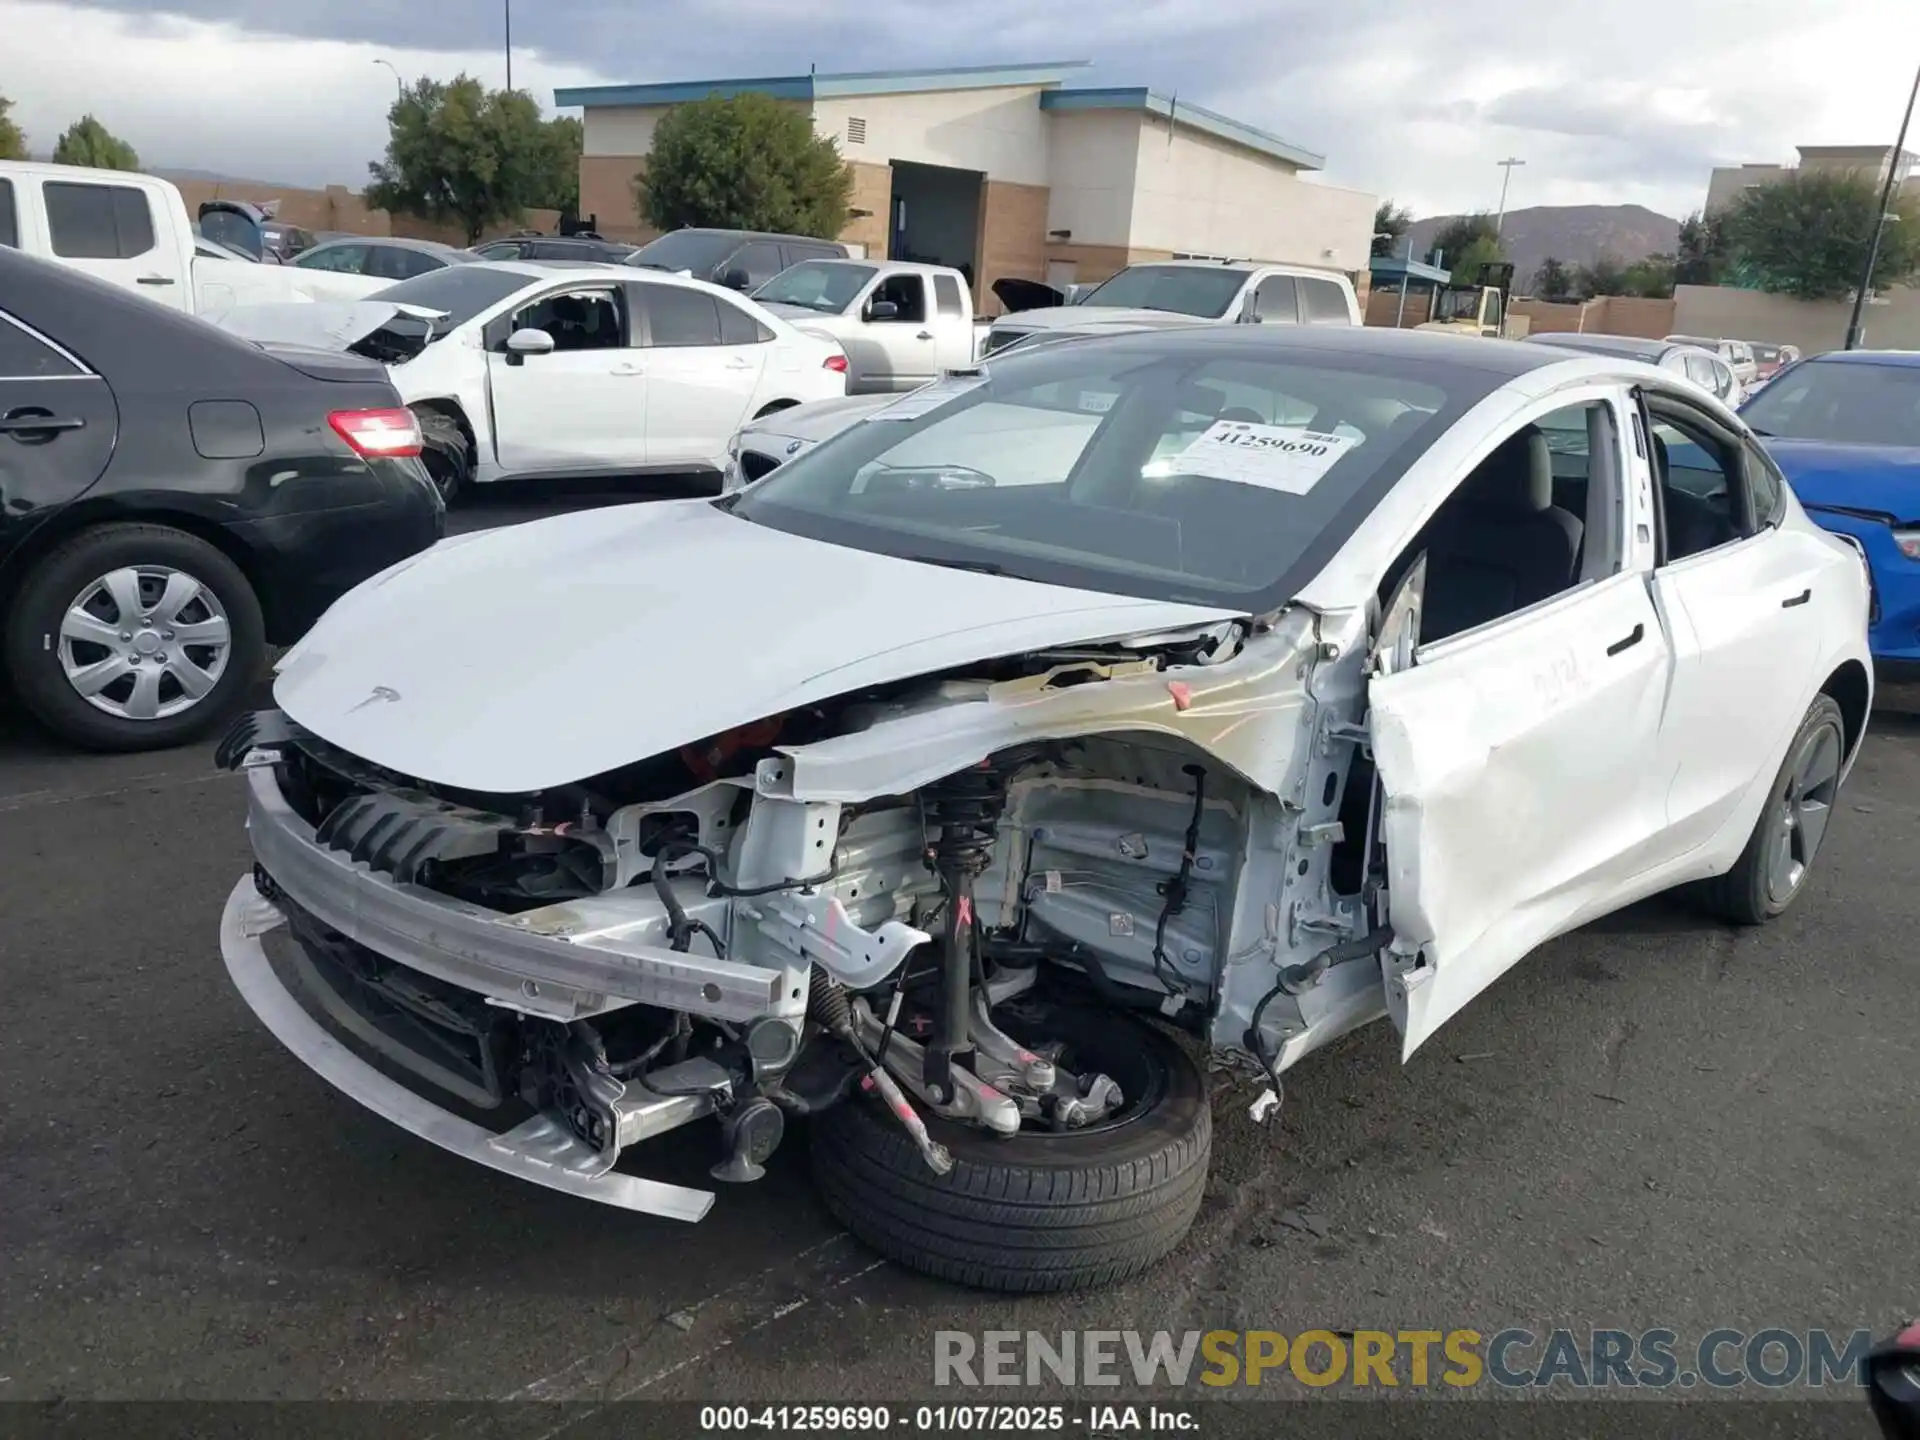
top-left (0, 247), bottom-right (444, 752)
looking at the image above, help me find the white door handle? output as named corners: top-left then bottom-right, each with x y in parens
top-left (611, 364), bottom-right (644, 377)
top-left (725, 358), bottom-right (755, 370)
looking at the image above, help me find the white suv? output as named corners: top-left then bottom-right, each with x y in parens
top-left (1666, 334), bottom-right (1758, 390)
top-left (985, 260), bottom-right (1360, 355)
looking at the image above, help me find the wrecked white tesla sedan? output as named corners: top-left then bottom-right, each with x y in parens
top-left (217, 326), bottom-right (1872, 1293)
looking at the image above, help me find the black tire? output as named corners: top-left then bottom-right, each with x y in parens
top-left (1697, 694), bottom-right (1847, 925)
top-left (810, 999), bottom-right (1211, 1293)
top-left (415, 407), bottom-right (471, 504)
top-left (2, 523), bottom-right (266, 753)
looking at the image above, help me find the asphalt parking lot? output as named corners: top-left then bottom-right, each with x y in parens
top-left (2, 485), bottom-right (1917, 1424)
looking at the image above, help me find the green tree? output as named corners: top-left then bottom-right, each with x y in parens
top-left (52, 114), bottom-right (138, 170)
top-left (1724, 169), bottom-right (1920, 302)
top-left (638, 92), bottom-right (852, 237)
top-left (1674, 210), bottom-right (1729, 287)
top-left (534, 114), bottom-right (582, 216)
top-left (1618, 252), bottom-right (1677, 299)
top-left (1532, 256), bottom-right (1575, 301)
top-left (366, 75), bottom-right (563, 243)
top-left (1372, 199), bottom-right (1411, 258)
top-left (1575, 252), bottom-right (1630, 298)
top-left (0, 92), bottom-right (26, 161)
top-left (1428, 212), bottom-right (1506, 285)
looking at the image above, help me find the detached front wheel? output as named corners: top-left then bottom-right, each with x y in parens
top-left (810, 999), bottom-right (1211, 1293)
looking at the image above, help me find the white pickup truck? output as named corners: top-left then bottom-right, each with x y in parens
top-left (982, 259), bottom-right (1361, 356)
top-left (750, 258), bottom-right (977, 393)
top-left (0, 160), bottom-right (384, 320)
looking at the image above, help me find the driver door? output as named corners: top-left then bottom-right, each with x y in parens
top-left (1364, 389), bottom-right (1676, 1056)
top-left (485, 283), bottom-right (645, 475)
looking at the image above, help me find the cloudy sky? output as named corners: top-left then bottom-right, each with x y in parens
top-left (1, 0), bottom-right (1913, 220)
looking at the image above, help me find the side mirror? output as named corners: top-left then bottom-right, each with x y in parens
top-left (1869, 1328), bottom-right (1920, 1440)
top-left (720, 267), bottom-right (751, 291)
top-left (868, 299), bottom-right (900, 322)
top-left (1239, 295), bottom-right (1262, 324)
top-left (504, 328), bottom-right (555, 365)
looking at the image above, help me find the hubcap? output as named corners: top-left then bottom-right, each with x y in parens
top-left (1767, 722), bottom-right (1842, 904)
top-left (58, 566), bottom-right (231, 722)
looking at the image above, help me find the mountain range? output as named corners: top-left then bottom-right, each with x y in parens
top-left (1402, 205), bottom-right (1682, 288)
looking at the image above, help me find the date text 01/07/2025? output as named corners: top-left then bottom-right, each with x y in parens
top-left (697, 1403), bottom-right (1201, 1433)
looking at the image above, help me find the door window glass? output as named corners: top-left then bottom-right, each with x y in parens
top-left (1400, 401), bottom-right (1615, 644)
top-left (870, 274), bottom-right (927, 323)
top-left (1300, 277), bottom-right (1350, 324)
top-left (1254, 275), bottom-right (1298, 323)
top-left (1648, 408), bottom-right (1753, 561)
top-left (716, 297), bottom-right (772, 345)
top-left (45, 182), bottom-right (156, 260)
top-left (511, 288), bottom-right (627, 351)
top-left (933, 274), bottom-right (965, 318)
top-left (732, 242), bottom-right (786, 289)
top-left (296, 244), bottom-right (370, 273)
top-left (641, 286), bottom-right (723, 347)
top-left (0, 313), bottom-right (82, 378)
top-left (1743, 438), bottom-right (1787, 527)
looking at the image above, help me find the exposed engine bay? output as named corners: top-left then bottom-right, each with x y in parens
top-left (218, 599), bottom-right (1400, 1231)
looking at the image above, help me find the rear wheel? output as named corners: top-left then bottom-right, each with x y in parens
top-left (415, 407), bottom-right (471, 504)
top-left (1697, 694), bottom-right (1846, 924)
top-left (810, 999), bottom-right (1211, 1293)
top-left (2, 523), bottom-right (265, 752)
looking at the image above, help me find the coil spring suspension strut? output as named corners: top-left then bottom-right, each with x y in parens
top-left (920, 762), bottom-right (1013, 1103)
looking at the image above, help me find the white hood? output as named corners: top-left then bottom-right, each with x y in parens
top-left (216, 300), bottom-right (449, 352)
top-left (274, 500), bottom-right (1243, 793)
top-left (740, 392), bottom-right (895, 445)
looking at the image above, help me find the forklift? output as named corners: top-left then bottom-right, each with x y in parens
top-left (1415, 262), bottom-right (1523, 339)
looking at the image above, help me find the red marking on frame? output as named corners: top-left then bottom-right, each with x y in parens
top-left (956, 893), bottom-right (974, 926)
top-left (1167, 681), bottom-right (1193, 711)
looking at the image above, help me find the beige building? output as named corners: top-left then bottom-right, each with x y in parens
top-left (555, 61), bottom-right (1376, 312)
top-left (1705, 143), bottom-right (1920, 215)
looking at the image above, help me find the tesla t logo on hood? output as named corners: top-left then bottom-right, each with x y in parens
top-left (348, 685), bottom-right (402, 712)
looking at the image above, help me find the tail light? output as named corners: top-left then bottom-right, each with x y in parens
top-left (1892, 526), bottom-right (1920, 562)
top-left (824, 354), bottom-right (848, 374)
top-left (329, 408), bottom-right (423, 459)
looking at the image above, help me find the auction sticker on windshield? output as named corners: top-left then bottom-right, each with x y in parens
top-left (1174, 421), bottom-right (1358, 493)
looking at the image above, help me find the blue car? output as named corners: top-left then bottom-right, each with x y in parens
top-left (1741, 350), bottom-right (1920, 679)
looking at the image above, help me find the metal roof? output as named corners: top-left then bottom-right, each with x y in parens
top-left (556, 61), bottom-right (1090, 110)
top-left (1368, 255), bottom-right (1451, 285)
top-left (1038, 88), bottom-right (1324, 171)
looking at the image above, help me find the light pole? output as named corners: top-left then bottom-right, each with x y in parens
top-left (1494, 157), bottom-right (1526, 236)
top-left (372, 58), bottom-right (402, 100)
top-left (504, 0), bottom-right (513, 91)
top-left (1844, 59), bottom-right (1920, 351)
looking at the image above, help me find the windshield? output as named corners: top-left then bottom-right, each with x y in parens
top-left (1076, 266), bottom-right (1252, 319)
top-left (754, 262), bottom-right (875, 313)
top-left (1742, 361), bottom-right (1920, 449)
top-left (627, 230), bottom-right (738, 273)
top-left (1433, 288), bottom-right (1487, 322)
top-left (728, 339), bottom-right (1466, 609)
top-left (368, 266), bottom-right (532, 330)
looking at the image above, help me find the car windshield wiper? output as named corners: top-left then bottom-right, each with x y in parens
top-left (899, 554), bottom-right (1007, 576)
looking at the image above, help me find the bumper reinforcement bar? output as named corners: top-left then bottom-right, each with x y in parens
top-left (220, 875), bottom-right (715, 1222)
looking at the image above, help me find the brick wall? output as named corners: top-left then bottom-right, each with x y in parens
top-left (1365, 288), bottom-right (1433, 327)
top-left (839, 160), bottom-right (892, 259)
top-left (973, 179), bottom-right (1048, 313)
top-left (580, 155), bottom-right (653, 243)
